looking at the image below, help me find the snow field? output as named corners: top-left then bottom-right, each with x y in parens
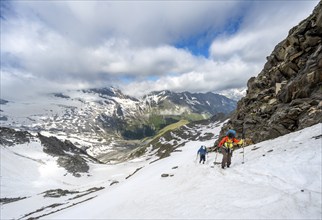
top-left (1, 122), bottom-right (321, 219)
top-left (47, 123), bottom-right (322, 219)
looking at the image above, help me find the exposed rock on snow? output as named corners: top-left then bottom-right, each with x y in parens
top-left (0, 127), bottom-right (32, 146)
top-left (1, 88), bottom-right (236, 160)
top-left (38, 133), bottom-right (103, 176)
top-left (1, 120), bottom-right (321, 219)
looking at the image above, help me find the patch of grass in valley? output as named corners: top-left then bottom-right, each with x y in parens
top-left (121, 124), bottom-right (155, 140)
top-left (154, 119), bottom-right (189, 140)
top-left (182, 113), bottom-right (209, 121)
top-left (148, 114), bottom-right (180, 131)
top-left (128, 119), bottom-right (190, 159)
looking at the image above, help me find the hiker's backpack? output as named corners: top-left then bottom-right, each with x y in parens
top-left (226, 129), bottom-right (236, 138)
top-left (224, 138), bottom-right (234, 149)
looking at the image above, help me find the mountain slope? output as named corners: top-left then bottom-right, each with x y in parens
top-left (44, 123), bottom-right (322, 219)
top-left (217, 2), bottom-right (322, 144)
top-left (1, 88), bottom-right (236, 160)
top-left (1, 122), bottom-right (320, 219)
top-left (142, 90), bottom-right (236, 117)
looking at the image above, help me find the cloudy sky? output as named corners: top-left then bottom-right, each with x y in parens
top-left (0, 0), bottom-right (319, 100)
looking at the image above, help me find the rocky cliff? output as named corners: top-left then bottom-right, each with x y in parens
top-left (0, 127), bottom-right (102, 177)
top-left (217, 2), bottom-right (322, 144)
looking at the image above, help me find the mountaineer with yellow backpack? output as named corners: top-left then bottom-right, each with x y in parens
top-left (218, 129), bottom-right (243, 169)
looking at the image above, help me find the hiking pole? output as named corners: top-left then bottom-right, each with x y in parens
top-left (242, 127), bottom-right (245, 164)
top-left (206, 149), bottom-right (209, 164)
top-left (242, 142), bottom-right (245, 164)
top-left (214, 151), bottom-right (218, 164)
top-left (214, 147), bottom-right (219, 165)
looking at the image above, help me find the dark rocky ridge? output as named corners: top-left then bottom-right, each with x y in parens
top-left (0, 127), bottom-right (32, 146)
top-left (0, 127), bottom-right (102, 177)
top-left (216, 2), bottom-right (322, 144)
top-left (38, 133), bottom-right (103, 176)
top-left (83, 87), bottom-right (139, 101)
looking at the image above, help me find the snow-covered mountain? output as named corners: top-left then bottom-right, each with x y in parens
top-left (218, 87), bottom-right (247, 101)
top-left (1, 122), bottom-right (321, 219)
top-left (0, 88), bottom-right (236, 160)
top-left (143, 90), bottom-right (236, 116)
top-left (0, 87), bottom-right (141, 159)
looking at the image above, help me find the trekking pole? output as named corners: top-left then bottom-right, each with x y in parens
top-left (242, 127), bottom-right (245, 164)
top-left (214, 151), bottom-right (217, 164)
top-left (206, 149), bottom-right (209, 164)
top-left (242, 142), bottom-right (245, 164)
top-left (214, 147), bottom-right (219, 165)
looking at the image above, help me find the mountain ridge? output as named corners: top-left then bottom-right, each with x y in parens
top-left (1, 88), bottom-right (236, 160)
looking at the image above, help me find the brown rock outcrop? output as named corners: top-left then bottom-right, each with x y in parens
top-left (216, 2), bottom-right (322, 145)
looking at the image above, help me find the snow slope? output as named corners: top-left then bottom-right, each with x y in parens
top-left (47, 123), bottom-right (321, 219)
top-left (0, 139), bottom-right (152, 219)
top-left (1, 123), bottom-right (321, 219)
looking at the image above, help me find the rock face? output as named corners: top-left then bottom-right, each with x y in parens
top-left (38, 133), bottom-right (102, 176)
top-left (0, 127), bottom-right (32, 146)
top-left (0, 127), bottom-right (102, 177)
top-left (216, 2), bottom-right (322, 144)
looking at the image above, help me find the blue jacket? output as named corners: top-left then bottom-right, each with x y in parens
top-left (197, 146), bottom-right (207, 155)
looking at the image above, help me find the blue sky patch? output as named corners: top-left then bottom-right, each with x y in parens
top-left (175, 16), bottom-right (243, 58)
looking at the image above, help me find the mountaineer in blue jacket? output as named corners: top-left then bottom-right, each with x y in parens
top-left (197, 145), bottom-right (208, 164)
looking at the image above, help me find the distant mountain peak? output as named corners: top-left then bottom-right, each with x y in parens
top-left (143, 90), bottom-right (237, 116)
top-left (83, 87), bottom-right (139, 101)
top-left (1, 87), bottom-right (236, 159)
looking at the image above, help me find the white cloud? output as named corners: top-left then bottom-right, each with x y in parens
top-left (210, 1), bottom-right (319, 63)
top-left (120, 56), bottom-right (259, 97)
top-left (10, 1), bottom-right (243, 46)
top-left (1, 1), bottom-right (319, 100)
